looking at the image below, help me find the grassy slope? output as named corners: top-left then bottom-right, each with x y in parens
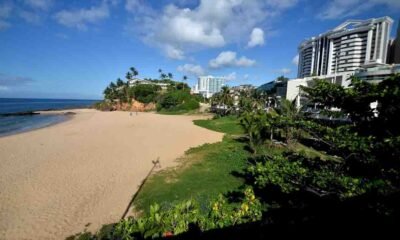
top-left (134, 116), bottom-right (332, 213)
top-left (193, 116), bottom-right (244, 135)
top-left (134, 116), bottom-right (248, 213)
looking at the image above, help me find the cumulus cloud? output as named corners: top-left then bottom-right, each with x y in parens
top-left (209, 51), bottom-right (256, 69)
top-left (292, 54), bottom-right (299, 65)
top-left (126, 0), bottom-right (298, 59)
top-left (177, 64), bottom-right (205, 76)
top-left (54, 1), bottom-right (110, 30)
top-left (247, 28), bottom-right (265, 48)
top-left (318, 0), bottom-right (400, 19)
top-left (165, 45), bottom-right (185, 60)
top-left (0, 73), bottom-right (34, 87)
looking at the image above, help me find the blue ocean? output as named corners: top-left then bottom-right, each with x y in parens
top-left (0, 98), bottom-right (99, 137)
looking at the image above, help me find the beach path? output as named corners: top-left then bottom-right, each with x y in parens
top-left (0, 109), bottom-right (223, 240)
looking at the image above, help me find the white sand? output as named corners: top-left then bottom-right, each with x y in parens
top-left (0, 109), bottom-right (223, 240)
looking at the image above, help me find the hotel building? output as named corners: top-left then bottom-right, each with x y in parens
top-left (192, 76), bottom-right (226, 98)
top-left (297, 17), bottom-right (394, 78)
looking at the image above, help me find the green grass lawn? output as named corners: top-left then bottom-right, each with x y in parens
top-left (134, 135), bottom-right (249, 213)
top-left (193, 116), bottom-right (244, 135)
top-left (134, 116), bottom-right (248, 213)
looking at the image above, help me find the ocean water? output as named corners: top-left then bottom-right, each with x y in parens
top-left (0, 98), bottom-right (99, 137)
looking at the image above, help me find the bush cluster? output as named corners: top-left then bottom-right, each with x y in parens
top-left (157, 90), bottom-right (200, 112)
top-left (69, 188), bottom-right (261, 240)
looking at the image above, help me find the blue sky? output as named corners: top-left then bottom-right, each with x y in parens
top-left (0, 0), bottom-right (398, 99)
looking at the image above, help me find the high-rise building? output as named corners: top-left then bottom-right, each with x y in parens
top-left (297, 16), bottom-right (394, 78)
top-left (192, 76), bottom-right (226, 98)
top-left (388, 19), bottom-right (400, 64)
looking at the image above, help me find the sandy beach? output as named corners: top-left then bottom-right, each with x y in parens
top-left (0, 109), bottom-right (223, 240)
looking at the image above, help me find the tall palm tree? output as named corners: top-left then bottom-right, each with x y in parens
top-left (130, 67), bottom-right (139, 78)
top-left (126, 72), bottom-right (132, 81)
top-left (219, 86), bottom-right (233, 115)
top-left (183, 75), bottom-right (188, 91)
top-left (276, 99), bottom-right (303, 144)
top-left (116, 78), bottom-right (125, 87)
top-left (168, 73), bottom-right (173, 80)
top-left (107, 82), bottom-right (117, 101)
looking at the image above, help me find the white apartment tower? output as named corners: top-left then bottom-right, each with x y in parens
top-left (298, 17), bottom-right (394, 78)
top-left (192, 76), bottom-right (225, 98)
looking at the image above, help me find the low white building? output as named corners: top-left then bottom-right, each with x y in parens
top-left (286, 72), bottom-right (353, 108)
top-left (128, 78), bottom-right (169, 90)
top-left (192, 75), bottom-right (226, 98)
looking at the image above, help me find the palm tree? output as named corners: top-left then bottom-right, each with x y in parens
top-left (107, 82), bottom-right (117, 101)
top-left (168, 73), bottom-right (173, 80)
top-left (126, 72), bottom-right (132, 81)
top-left (219, 86), bottom-right (233, 115)
top-left (130, 67), bottom-right (139, 78)
top-left (276, 99), bottom-right (303, 144)
top-left (116, 78), bottom-right (125, 87)
top-left (158, 69), bottom-right (163, 79)
top-left (182, 75), bottom-right (188, 91)
top-left (161, 73), bottom-right (167, 80)
top-left (103, 86), bottom-right (112, 100)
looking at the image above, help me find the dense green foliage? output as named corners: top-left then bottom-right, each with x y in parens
top-left (157, 90), bottom-right (199, 112)
top-left (129, 84), bottom-right (160, 104)
top-left (69, 188), bottom-right (261, 240)
top-left (238, 74), bottom-right (400, 224)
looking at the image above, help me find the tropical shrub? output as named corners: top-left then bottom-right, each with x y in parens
top-left (246, 151), bottom-right (387, 199)
top-left (130, 84), bottom-right (160, 104)
top-left (93, 101), bottom-right (114, 111)
top-left (157, 90), bottom-right (200, 112)
top-left (69, 188), bottom-right (262, 240)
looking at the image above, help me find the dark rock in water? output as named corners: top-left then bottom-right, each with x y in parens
top-left (0, 111), bottom-right (40, 117)
top-left (64, 112), bottom-right (76, 115)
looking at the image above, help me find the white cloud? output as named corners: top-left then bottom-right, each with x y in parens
top-left (209, 51), bottom-right (256, 69)
top-left (165, 45), bottom-right (185, 60)
top-left (126, 0), bottom-right (298, 59)
top-left (24, 0), bottom-right (53, 10)
top-left (54, 1), bottom-right (110, 30)
top-left (224, 72), bottom-right (237, 81)
top-left (247, 28), bottom-right (265, 47)
top-left (292, 54), bottom-right (299, 65)
top-left (177, 64), bottom-right (205, 76)
top-left (318, 0), bottom-right (400, 19)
